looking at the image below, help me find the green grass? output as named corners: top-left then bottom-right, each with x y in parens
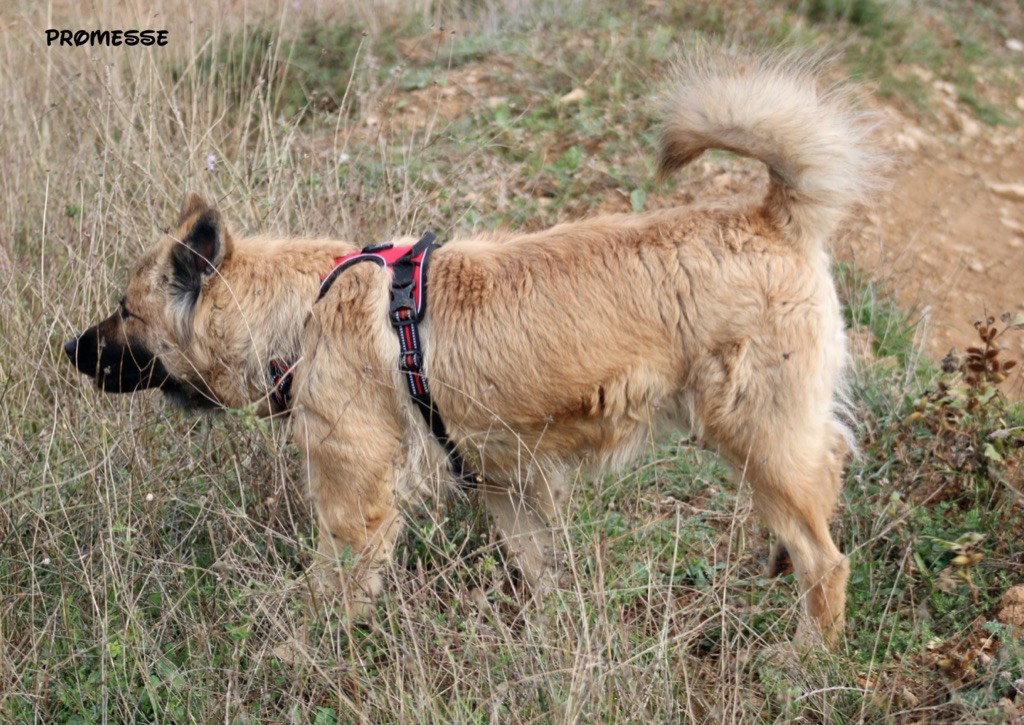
top-left (786, 0), bottom-right (1022, 124)
top-left (2, 0), bottom-right (1023, 721)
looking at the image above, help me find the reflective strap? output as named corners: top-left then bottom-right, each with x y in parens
top-left (314, 232), bottom-right (481, 489)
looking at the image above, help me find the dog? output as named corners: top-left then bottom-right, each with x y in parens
top-left (65, 52), bottom-right (875, 645)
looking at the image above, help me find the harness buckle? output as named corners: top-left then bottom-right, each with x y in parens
top-left (399, 350), bottom-right (423, 372)
top-left (389, 281), bottom-right (417, 323)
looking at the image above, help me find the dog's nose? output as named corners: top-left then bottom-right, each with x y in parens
top-left (64, 337), bottom-right (78, 362)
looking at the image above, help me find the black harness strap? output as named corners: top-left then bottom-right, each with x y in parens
top-left (317, 232), bottom-right (481, 490)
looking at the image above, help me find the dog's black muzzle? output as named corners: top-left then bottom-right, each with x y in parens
top-left (64, 312), bottom-right (169, 393)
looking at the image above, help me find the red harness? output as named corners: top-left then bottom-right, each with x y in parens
top-left (270, 232), bottom-right (480, 488)
top-left (318, 240), bottom-right (432, 314)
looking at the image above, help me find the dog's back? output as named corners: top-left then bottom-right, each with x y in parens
top-left (428, 52), bottom-right (875, 454)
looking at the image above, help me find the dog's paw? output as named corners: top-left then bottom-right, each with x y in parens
top-left (794, 613), bottom-right (845, 651)
top-left (306, 558), bottom-right (383, 623)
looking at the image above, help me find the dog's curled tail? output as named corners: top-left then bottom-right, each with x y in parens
top-left (658, 51), bottom-right (879, 256)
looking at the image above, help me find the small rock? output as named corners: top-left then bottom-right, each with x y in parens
top-left (894, 132), bottom-right (920, 152)
top-left (968, 261), bottom-right (985, 273)
top-left (487, 96), bottom-right (508, 109)
top-left (271, 642), bottom-right (301, 665)
top-left (897, 125), bottom-right (929, 150)
top-left (1007, 39), bottom-right (1024, 52)
top-left (988, 182), bottom-right (1024, 201)
top-left (960, 115), bottom-right (982, 138)
top-left (909, 65), bottom-right (934, 83)
top-left (997, 585), bottom-right (1024, 627)
top-left (1009, 237), bottom-right (1023, 249)
top-left (901, 688), bottom-right (920, 708)
top-left (1016, 96), bottom-right (1024, 112)
top-left (558, 88), bottom-right (587, 105)
top-left (933, 80), bottom-right (956, 96)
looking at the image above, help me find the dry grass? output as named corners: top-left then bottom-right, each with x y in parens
top-left (2, 0), bottom-right (1023, 721)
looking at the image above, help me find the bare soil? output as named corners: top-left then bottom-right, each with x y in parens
top-left (843, 110), bottom-right (1024, 370)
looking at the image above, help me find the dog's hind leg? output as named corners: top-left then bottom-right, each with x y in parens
top-left (765, 421), bottom-right (849, 581)
top-left (758, 423), bottom-right (848, 645)
top-left (711, 410), bottom-right (850, 645)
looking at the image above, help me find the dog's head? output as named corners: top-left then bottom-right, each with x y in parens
top-left (65, 193), bottom-right (237, 410)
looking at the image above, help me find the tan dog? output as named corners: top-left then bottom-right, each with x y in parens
top-left (66, 53), bottom-right (875, 644)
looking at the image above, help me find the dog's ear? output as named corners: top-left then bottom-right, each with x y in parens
top-left (175, 191), bottom-right (210, 228)
top-left (170, 197), bottom-right (232, 304)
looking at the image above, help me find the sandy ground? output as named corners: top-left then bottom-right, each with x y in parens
top-left (844, 106), bottom-right (1024, 369)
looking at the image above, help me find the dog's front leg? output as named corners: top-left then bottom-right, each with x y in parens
top-left (313, 482), bottom-right (403, 620)
top-left (293, 407), bottom-right (406, 620)
top-left (481, 470), bottom-right (565, 594)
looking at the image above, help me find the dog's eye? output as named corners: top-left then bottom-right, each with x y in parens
top-left (119, 297), bottom-right (144, 323)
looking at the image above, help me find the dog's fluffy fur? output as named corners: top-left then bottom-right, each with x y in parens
top-left (66, 52), bottom-right (876, 644)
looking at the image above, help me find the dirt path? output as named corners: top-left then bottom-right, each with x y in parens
top-left (842, 112), bottom-right (1024, 377)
